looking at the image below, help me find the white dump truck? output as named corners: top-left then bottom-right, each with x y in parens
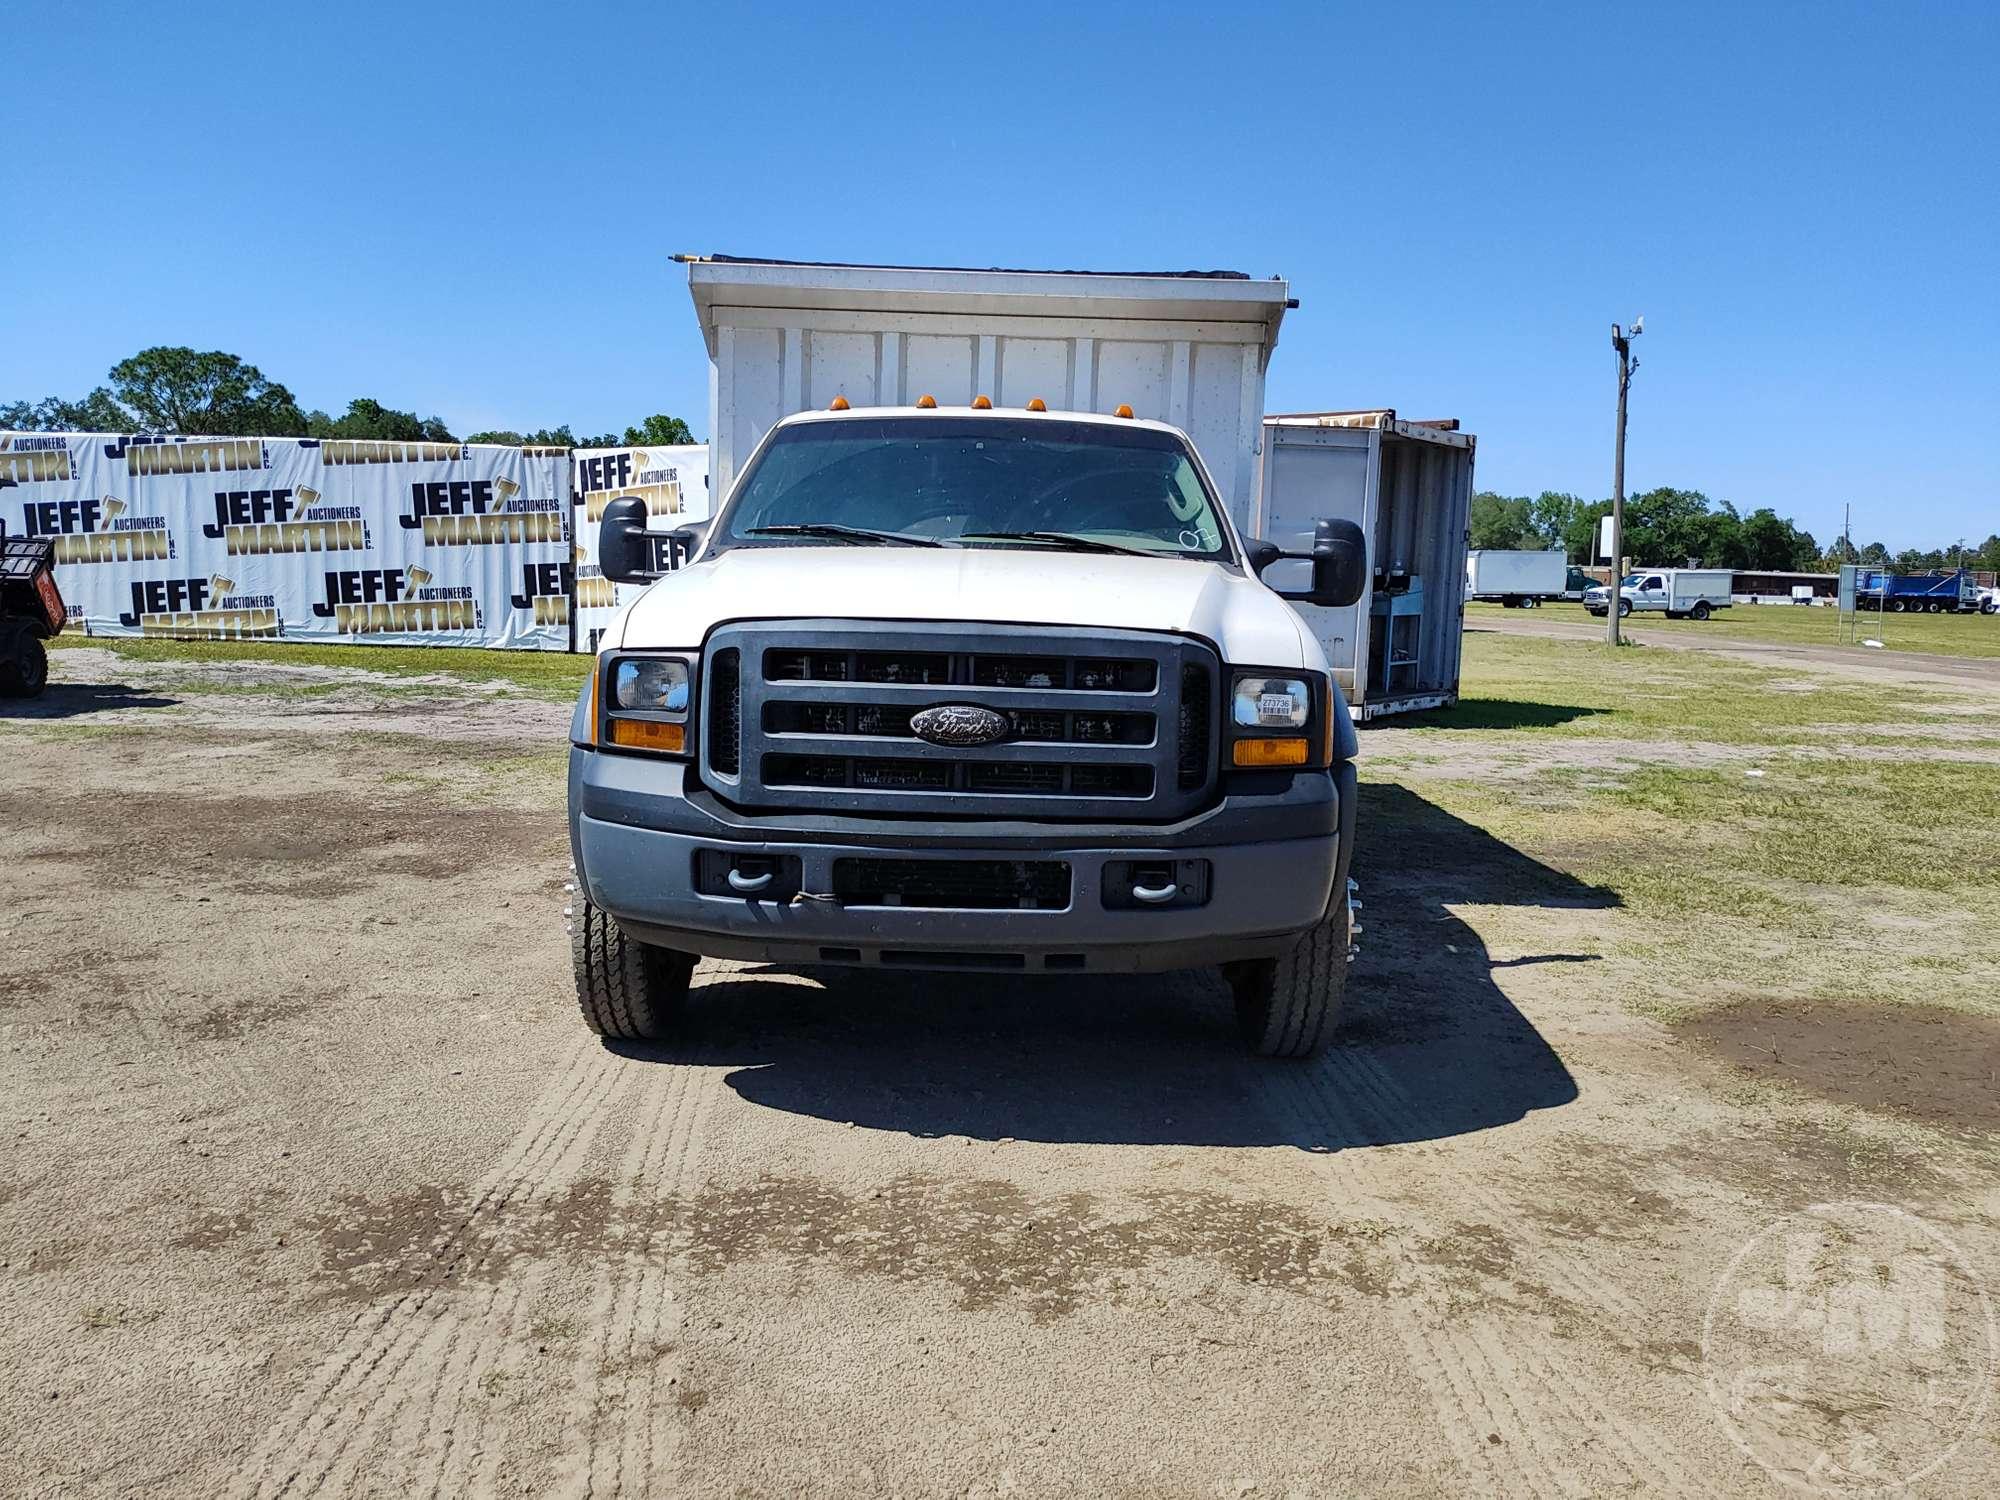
top-left (569, 400), bottom-right (1370, 1057)
top-left (682, 257), bottom-right (1473, 721)
top-left (1464, 549), bottom-right (1568, 608)
top-left (1584, 568), bottom-right (1733, 620)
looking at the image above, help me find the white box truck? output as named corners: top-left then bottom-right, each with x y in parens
top-left (1584, 568), bottom-right (1733, 620)
top-left (563, 259), bottom-right (1380, 1058)
top-left (1465, 549), bottom-right (1567, 608)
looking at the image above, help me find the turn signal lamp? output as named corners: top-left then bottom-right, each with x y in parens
top-left (609, 719), bottom-right (686, 754)
top-left (915, 394), bottom-right (938, 409)
top-left (828, 395), bottom-right (850, 411)
top-left (1026, 398), bottom-right (1047, 412)
top-left (1114, 403), bottom-right (1134, 419)
top-left (971, 394), bottom-right (992, 409)
top-left (1233, 737), bottom-right (1309, 768)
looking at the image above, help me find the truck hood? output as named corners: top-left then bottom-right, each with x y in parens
top-left (613, 544), bottom-right (1318, 668)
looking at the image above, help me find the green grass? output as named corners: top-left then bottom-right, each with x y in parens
top-left (1401, 630), bottom-right (1993, 747)
top-left (1372, 631), bottom-right (2000, 1018)
top-left (1468, 599), bottom-right (2000, 659)
top-left (50, 634), bottom-right (591, 702)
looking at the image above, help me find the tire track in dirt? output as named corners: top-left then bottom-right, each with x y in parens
top-left (226, 1031), bottom-right (627, 1499)
top-left (1274, 1047), bottom-right (1697, 1497)
top-left (304, 1036), bottom-right (630, 1499)
top-left (1261, 1064), bottom-right (1551, 1498)
top-left (567, 962), bottom-right (790, 1498)
top-left (1332, 1047), bottom-right (1653, 1330)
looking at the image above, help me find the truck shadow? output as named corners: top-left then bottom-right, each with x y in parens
top-left (0, 681), bottom-right (178, 719)
top-left (621, 784), bottom-right (1612, 1151)
top-left (1392, 698), bottom-right (1604, 731)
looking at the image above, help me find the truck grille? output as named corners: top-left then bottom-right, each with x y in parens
top-left (699, 621), bottom-right (1219, 820)
top-left (831, 858), bottom-right (1071, 909)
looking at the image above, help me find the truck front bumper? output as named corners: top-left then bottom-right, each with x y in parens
top-left (570, 752), bottom-right (1352, 974)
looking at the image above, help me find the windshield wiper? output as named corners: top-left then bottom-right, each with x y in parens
top-left (959, 530), bottom-right (1169, 559)
top-left (747, 523), bottom-right (944, 548)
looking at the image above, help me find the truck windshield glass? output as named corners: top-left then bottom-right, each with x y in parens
top-left (717, 417), bottom-right (1232, 561)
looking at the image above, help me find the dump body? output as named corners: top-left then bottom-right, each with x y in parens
top-left (1257, 413), bottom-right (1475, 718)
top-left (1856, 568), bottom-right (1980, 611)
top-left (0, 536), bottom-right (66, 637)
top-left (1465, 549), bottom-right (1566, 603)
top-left (683, 256), bottom-right (1289, 522)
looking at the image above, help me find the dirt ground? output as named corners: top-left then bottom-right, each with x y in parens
top-left (4, 644), bottom-right (1998, 1498)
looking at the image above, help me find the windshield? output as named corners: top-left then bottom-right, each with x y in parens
top-left (715, 417), bottom-right (1232, 561)
top-left (1619, 573), bottom-right (1645, 588)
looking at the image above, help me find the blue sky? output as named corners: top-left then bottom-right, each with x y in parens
top-left (3, 0), bottom-right (1994, 549)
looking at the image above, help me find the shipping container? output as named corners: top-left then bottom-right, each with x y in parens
top-left (1257, 413), bottom-right (1476, 719)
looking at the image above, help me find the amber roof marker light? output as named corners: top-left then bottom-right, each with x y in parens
top-left (1114, 403), bottom-right (1134, 419)
top-left (1025, 398), bottom-right (1047, 412)
top-left (971, 394), bottom-right (992, 410)
top-left (915, 394), bottom-right (938, 409)
top-left (828, 395), bottom-right (849, 411)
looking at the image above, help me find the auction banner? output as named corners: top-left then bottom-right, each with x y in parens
top-left (570, 443), bottom-right (710, 653)
top-left (0, 433), bottom-right (572, 650)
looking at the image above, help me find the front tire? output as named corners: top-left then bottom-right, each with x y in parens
top-left (572, 896), bottom-right (695, 1040)
top-left (1617, 598), bottom-right (1633, 618)
top-left (1230, 899), bottom-right (1350, 1059)
top-left (0, 628), bottom-right (48, 698)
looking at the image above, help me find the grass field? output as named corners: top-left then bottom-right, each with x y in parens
top-left (1467, 598), bottom-right (2000, 658)
top-left (1369, 630), bottom-right (2000, 1021)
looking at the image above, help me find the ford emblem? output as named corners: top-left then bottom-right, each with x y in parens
top-left (910, 704), bottom-right (1011, 748)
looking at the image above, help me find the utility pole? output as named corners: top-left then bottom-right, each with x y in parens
top-left (1607, 317), bottom-right (1642, 645)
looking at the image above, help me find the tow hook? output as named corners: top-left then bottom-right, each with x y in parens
top-left (1346, 876), bottom-right (1362, 964)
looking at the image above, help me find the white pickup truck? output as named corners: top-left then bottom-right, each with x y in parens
top-left (1584, 568), bottom-right (1733, 620)
top-left (566, 402), bottom-right (1368, 1057)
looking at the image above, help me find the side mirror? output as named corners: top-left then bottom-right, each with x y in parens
top-left (597, 497), bottom-right (661, 584)
top-left (1247, 518), bottom-right (1368, 608)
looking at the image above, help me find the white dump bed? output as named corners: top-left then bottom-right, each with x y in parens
top-left (1466, 549), bottom-right (1566, 597)
top-left (681, 256), bottom-right (1291, 521)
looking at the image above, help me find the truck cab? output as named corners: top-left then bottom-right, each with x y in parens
top-left (566, 404), bottom-right (1367, 1057)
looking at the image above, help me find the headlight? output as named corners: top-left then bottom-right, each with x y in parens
top-left (600, 653), bottom-right (695, 757)
top-left (1228, 670), bottom-right (1319, 769)
top-left (1232, 675), bottom-right (1310, 730)
top-left (613, 658), bottom-right (689, 713)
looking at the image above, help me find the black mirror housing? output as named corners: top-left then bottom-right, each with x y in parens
top-left (598, 497), bottom-right (656, 584)
top-left (1246, 518), bottom-right (1368, 608)
top-left (598, 497), bottom-right (702, 583)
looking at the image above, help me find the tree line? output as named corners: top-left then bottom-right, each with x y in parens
top-left (2, 346), bottom-right (695, 450)
top-left (1471, 488), bottom-right (2000, 576)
